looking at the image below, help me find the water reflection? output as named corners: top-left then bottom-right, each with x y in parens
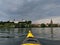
top-left (0, 28), bottom-right (31, 45)
top-left (0, 28), bottom-right (60, 39)
top-left (50, 19), bottom-right (54, 40)
top-left (0, 28), bottom-right (60, 45)
top-left (0, 28), bottom-right (31, 38)
top-left (32, 28), bottom-right (60, 40)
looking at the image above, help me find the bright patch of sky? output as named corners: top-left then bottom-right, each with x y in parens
top-left (33, 16), bottom-right (60, 24)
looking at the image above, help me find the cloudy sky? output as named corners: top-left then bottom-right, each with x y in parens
top-left (0, 0), bottom-right (60, 23)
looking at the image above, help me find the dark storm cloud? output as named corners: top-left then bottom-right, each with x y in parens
top-left (0, 0), bottom-right (60, 21)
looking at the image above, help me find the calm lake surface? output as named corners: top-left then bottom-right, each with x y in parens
top-left (0, 28), bottom-right (60, 45)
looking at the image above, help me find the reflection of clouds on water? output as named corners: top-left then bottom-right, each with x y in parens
top-left (32, 28), bottom-right (60, 40)
top-left (0, 28), bottom-right (60, 45)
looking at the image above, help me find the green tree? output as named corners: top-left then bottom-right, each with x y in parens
top-left (41, 23), bottom-right (46, 27)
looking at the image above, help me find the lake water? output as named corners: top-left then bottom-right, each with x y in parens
top-left (32, 28), bottom-right (60, 40)
top-left (0, 28), bottom-right (60, 45)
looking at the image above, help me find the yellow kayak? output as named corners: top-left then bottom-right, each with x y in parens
top-left (21, 30), bottom-right (42, 45)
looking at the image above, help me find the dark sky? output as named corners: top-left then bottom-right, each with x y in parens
top-left (0, 0), bottom-right (60, 23)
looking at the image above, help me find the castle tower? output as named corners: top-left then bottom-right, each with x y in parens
top-left (50, 19), bottom-right (53, 24)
